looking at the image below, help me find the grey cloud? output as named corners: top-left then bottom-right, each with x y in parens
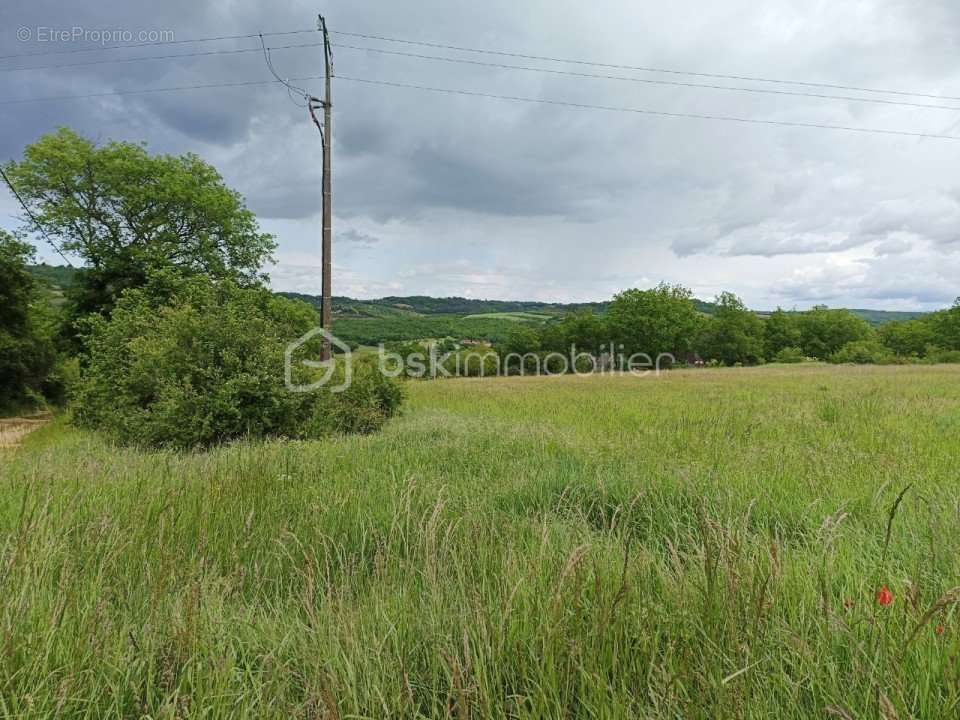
top-left (5, 0), bottom-right (960, 309)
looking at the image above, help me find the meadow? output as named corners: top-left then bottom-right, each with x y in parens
top-left (1, 364), bottom-right (959, 718)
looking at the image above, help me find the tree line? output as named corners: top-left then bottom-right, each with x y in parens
top-left (495, 284), bottom-right (960, 369)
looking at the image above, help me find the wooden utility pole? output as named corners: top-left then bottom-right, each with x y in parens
top-left (309, 14), bottom-right (334, 360)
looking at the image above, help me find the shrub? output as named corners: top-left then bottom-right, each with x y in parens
top-left (829, 339), bottom-right (893, 365)
top-left (924, 346), bottom-right (960, 364)
top-left (73, 274), bottom-right (403, 449)
top-left (772, 346), bottom-right (806, 364)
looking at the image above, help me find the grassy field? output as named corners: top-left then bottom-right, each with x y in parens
top-left (2, 365), bottom-right (959, 718)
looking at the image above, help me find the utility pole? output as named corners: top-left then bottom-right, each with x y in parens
top-left (309, 14), bottom-right (333, 360)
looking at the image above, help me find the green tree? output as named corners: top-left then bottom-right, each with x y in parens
top-left (0, 231), bottom-right (58, 410)
top-left (5, 128), bottom-right (276, 323)
top-left (607, 284), bottom-right (702, 358)
top-left (927, 299), bottom-right (960, 351)
top-left (797, 306), bottom-right (872, 360)
top-left (696, 292), bottom-right (765, 366)
top-left (763, 308), bottom-right (803, 358)
top-left (878, 319), bottom-right (936, 358)
top-left (540, 310), bottom-right (607, 354)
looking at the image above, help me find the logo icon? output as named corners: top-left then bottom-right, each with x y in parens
top-left (284, 328), bottom-right (352, 393)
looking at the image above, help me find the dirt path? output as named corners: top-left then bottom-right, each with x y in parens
top-left (0, 413), bottom-right (52, 449)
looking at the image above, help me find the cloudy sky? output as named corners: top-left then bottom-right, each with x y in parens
top-left (2, 0), bottom-right (960, 310)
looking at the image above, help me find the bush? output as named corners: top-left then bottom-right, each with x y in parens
top-left (73, 274), bottom-right (403, 449)
top-left (924, 346), bottom-right (960, 364)
top-left (772, 346), bottom-right (806, 364)
top-left (829, 339), bottom-right (893, 365)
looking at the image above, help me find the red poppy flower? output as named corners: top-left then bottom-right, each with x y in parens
top-left (936, 624), bottom-right (945, 636)
top-left (876, 586), bottom-right (894, 606)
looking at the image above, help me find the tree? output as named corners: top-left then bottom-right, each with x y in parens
top-left (540, 310), bottom-right (607, 354)
top-left (927, 299), bottom-right (960, 351)
top-left (696, 292), bottom-right (765, 365)
top-left (878, 319), bottom-right (936, 358)
top-left (5, 128), bottom-right (276, 322)
top-left (607, 284), bottom-right (702, 358)
top-left (797, 306), bottom-right (872, 360)
top-left (0, 230), bottom-right (58, 410)
top-left (764, 308), bottom-right (803, 359)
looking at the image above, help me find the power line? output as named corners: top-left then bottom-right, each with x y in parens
top-left (334, 43), bottom-right (960, 112)
top-left (0, 75), bottom-right (323, 105)
top-left (331, 29), bottom-right (960, 104)
top-left (0, 29), bottom-right (315, 61)
top-left (0, 165), bottom-right (75, 267)
top-left (3, 69), bottom-right (958, 141)
top-left (0, 41), bottom-right (323, 74)
top-left (336, 75), bottom-right (960, 141)
top-left (9, 36), bottom-right (951, 114)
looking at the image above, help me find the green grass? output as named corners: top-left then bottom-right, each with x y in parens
top-left (2, 365), bottom-right (959, 717)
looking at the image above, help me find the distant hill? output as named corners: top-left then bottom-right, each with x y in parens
top-left (26, 264), bottom-right (929, 332)
top-left (28, 263), bottom-right (79, 289)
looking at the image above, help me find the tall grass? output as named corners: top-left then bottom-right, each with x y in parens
top-left (1, 365), bottom-right (959, 718)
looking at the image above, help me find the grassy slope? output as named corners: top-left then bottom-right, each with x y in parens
top-left (2, 366), bottom-right (959, 717)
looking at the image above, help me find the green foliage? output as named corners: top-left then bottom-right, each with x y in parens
top-left (771, 346), bottom-right (806, 363)
top-left (926, 299), bottom-right (960, 351)
top-left (924, 346), bottom-right (960, 364)
top-left (764, 308), bottom-right (803, 358)
top-left (829, 338), bottom-right (894, 365)
top-left (540, 310), bottom-right (608, 354)
top-left (607, 283), bottom-right (702, 357)
top-left (797, 305), bottom-right (873, 360)
top-left (696, 292), bottom-right (765, 366)
top-left (6, 128), bottom-right (276, 323)
top-left (333, 314), bottom-right (521, 347)
top-left (878, 318), bottom-right (937, 358)
top-left (73, 274), bottom-right (402, 449)
top-left (0, 230), bottom-right (59, 411)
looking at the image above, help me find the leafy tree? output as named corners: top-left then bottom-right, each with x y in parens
top-left (73, 273), bottom-right (402, 448)
top-left (763, 309), bottom-right (803, 358)
top-left (0, 230), bottom-right (59, 410)
top-left (878, 319), bottom-right (936, 358)
top-left (927, 299), bottom-right (960, 351)
top-left (696, 292), bottom-right (765, 365)
top-left (5, 128), bottom-right (276, 323)
top-left (607, 284), bottom-right (702, 358)
top-left (797, 306), bottom-right (872, 360)
top-left (500, 324), bottom-right (542, 357)
top-left (540, 310), bottom-right (608, 354)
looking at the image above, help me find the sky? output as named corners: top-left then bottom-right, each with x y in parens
top-left (2, 0), bottom-right (960, 310)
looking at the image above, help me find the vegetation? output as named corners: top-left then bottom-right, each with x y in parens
top-left (73, 273), bottom-right (402, 449)
top-left (607, 284), bottom-right (704, 358)
top-left (5, 128), bottom-right (275, 332)
top-left (2, 366), bottom-right (959, 717)
top-left (696, 291), bottom-right (765, 366)
top-left (0, 231), bottom-right (61, 412)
